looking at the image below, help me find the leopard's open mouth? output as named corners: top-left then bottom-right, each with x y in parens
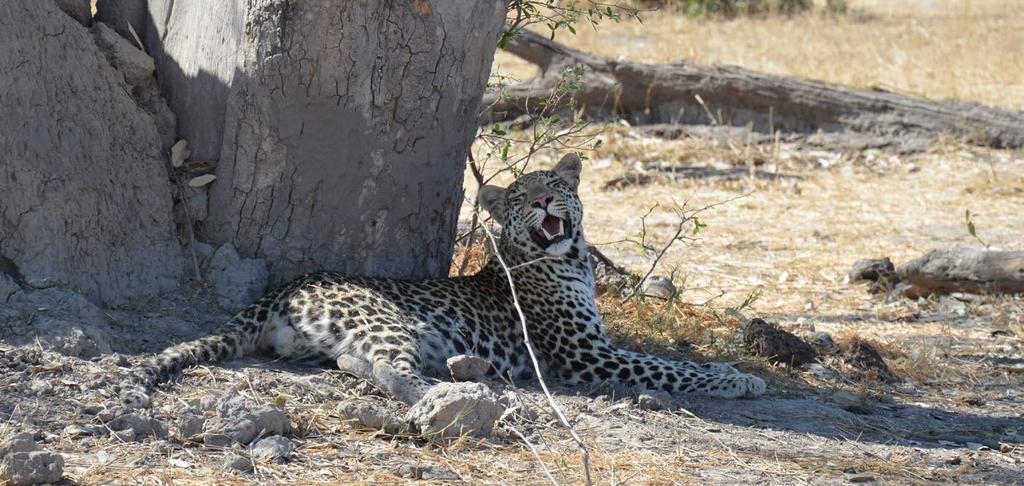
top-left (531, 214), bottom-right (572, 249)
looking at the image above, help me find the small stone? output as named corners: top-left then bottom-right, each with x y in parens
top-left (641, 276), bottom-right (676, 299)
top-left (224, 453), bottom-right (253, 472)
top-left (845, 473), bottom-right (876, 483)
top-left (391, 463), bottom-right (461, 481)
top-left (64, 424), bottom-right (107, 437)
top-left (96, 450), bottom-right (113, 465)
top-left (0, 433), bottom-right (36, 457)
top-left (636, 391), bottom-right (672, 411)
top-left (335, 400), bottom-right (407, 435)
top-left (177, 412), bottom-right (205, 439)
top-left (446, 355), bottom-right (491, 382)
top-left (108, 413), bottom-right (169, 440)
top-left (201, 433), bottom-right (233, 448)
top-left (204, 404), bottom-right (290, 446)
top-left (0, 451), bottom-right (64, 486)
top-left (251, 435), bottom-right (293, 463)
top-left (111, 429), bottom-right (136, 442)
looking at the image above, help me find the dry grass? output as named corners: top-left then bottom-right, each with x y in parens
top-left (494, 0), bottom-right (1024, 110)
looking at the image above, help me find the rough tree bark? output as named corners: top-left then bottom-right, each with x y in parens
top-left (0, 1), bottom-right (183, 306)
top-left (487, 29), bottom-right (1024, 150)
top-left (127, 0), bottom-right (506, 282)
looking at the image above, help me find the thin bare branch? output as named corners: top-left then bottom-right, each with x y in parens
top-left (479, 223), bottom-right (593, 486)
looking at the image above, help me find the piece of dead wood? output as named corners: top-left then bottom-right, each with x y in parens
top-left (742, 318), bottom-right (818, 367)
top-left (851, 248), bottom-right (1024, 297)
top-left (486, 29), bottom-right (1024, 151)
top-left (604, 163), bottom-right (803, 190)
top-left (848, 257), bottom-right (900, 294)
top-left (899, 248), bottom-right (1024, 298)
top-left (636, 124), bottom-right (927, 154)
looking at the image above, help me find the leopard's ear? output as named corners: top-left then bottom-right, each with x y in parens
top-left (477, 185), bottom-right (507, 224)
top-left (553, 152), bottom-right (583, 189)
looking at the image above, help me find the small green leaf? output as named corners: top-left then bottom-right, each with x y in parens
top-left (965, 209), bottom-right (977, 236)
top-left (691, 217), bottom-right (708, 235)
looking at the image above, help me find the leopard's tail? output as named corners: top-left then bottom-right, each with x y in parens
top-left (117, 299), bottom-right (273, 404)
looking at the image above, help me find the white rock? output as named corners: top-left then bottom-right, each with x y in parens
top-left (446, 355), bottom-right (491, 382)
top-left (405, 382), bottom-right (506, 439)
top-left (251, 435), bottom-right (293, 462)
top-left (0, 451), bottom-right (64, 486)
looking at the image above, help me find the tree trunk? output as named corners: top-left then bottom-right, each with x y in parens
top-left (487, 29), bottom-right (1024, 151)
top-left (134, 1), bottom-right (506, 282)
top-left (0, 1), bottom-right (183, 306)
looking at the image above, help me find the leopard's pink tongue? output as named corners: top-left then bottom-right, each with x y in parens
top-left (541, 215), bottom-right (563, 237)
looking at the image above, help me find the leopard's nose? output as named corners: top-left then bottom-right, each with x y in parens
top-left (531, 195), bottom-right (553, 209)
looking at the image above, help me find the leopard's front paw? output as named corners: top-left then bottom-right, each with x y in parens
top-left (704, 373), bottom-right (766, 399)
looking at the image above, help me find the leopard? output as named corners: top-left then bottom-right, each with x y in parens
top-left (121, 153), bottom-right (765, 409)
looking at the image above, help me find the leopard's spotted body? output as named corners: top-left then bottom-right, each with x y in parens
top-left (125, 154), bottom-right (765, 406)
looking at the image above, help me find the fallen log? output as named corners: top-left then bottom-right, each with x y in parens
top-left (485, 29), bottom-right (1024, 151)
top-left (849, 248), bottom-right (1024, 297)
top-left (898, 248), bottom-right (1024, 297)
top-left (603, 163), bottom-right (803, 190)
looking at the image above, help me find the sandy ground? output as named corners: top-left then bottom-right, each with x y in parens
top-left (1, 129), bottom-right (1021, 484)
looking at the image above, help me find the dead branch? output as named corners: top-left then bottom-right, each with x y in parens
top-left (850, 248), bottom-right (1024, 297)
top-left (486, 29), bottom-right (1024, 151)
top-left (898, 247), bottom-right (1024, 297)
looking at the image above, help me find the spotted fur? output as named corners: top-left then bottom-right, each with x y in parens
top-left (124, 154), bottom-right (765, 406)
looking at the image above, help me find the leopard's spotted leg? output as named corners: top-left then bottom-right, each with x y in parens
top-left (562, 343), bottom-right (765, 399)
top-left (336, 355), bottom-right (438, 405)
